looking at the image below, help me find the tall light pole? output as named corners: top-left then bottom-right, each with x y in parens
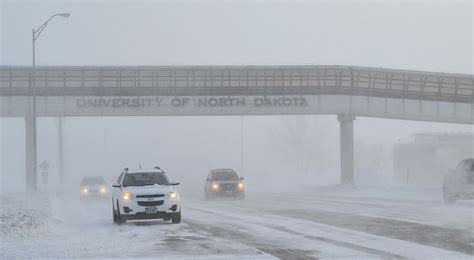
top-left (29, 13), bottom-right (70, 191)
top-left (33, 13), bottom-right (70, 66)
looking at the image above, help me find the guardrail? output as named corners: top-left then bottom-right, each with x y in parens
top-left (1, 65), bottom-right (473, 103)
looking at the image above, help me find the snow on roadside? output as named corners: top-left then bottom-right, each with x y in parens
top-left (0, 192), bottom-right (271, 259)
top-left (0, 193), bottom-right (51, 239)
top-left (1, 192), bottom-right (168, 258)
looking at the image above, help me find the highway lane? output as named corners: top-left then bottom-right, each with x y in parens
top-left (182, 192), bottom-right (473, 259)
top-left (1, 189), bottom-right (472, 259)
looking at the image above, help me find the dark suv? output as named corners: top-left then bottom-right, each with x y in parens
top-left (204, 169), bottom-right (245, 200)
top-left (80, 176), bottom-right (108, 200)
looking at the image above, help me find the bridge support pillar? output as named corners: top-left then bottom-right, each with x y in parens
top-left (57, 117), bottom-right (64, 185)
top-left (338, 114), bottom-right (355, 185)
top-left (25, 114), bottom-right (37, 192)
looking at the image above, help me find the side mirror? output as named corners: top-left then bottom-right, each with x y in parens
top-left (171, 182), bottom-right (180, 186)
top-left (112, 183), bottom-right (121, 188)
top-left (206, 178), bottom-right (211, 182)
top-left (240, 177), bottom-right (244, 180)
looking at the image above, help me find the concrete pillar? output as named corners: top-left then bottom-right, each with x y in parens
top-left (337, 114), bottom-right (355, 185)
top-left (25, 114), bottom-right (37, 191)
top-left (57, 117), bottom-right (64, 184)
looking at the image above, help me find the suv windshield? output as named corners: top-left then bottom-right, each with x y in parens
top-left (81, 177), bottom-right (106, 186)
top-left (212, 171), bottom-right (239, 181)
top-left (123, 172), bottom-right (170, 187)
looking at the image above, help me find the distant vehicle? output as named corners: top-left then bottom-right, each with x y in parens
top-left (204, 169), bottom-right (245, 200)
top-left (443, 158), bottom-right (474, 204)
top-left (111, 167), bottom-right (181, 224)
top-left (80, 176), bottom-right (108, 199)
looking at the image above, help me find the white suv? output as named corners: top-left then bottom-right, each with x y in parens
top-left (112, 167), bottom-right (181, 224)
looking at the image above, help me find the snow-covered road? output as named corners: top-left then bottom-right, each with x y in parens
top-left (1, 187), bottom-right (473, 259)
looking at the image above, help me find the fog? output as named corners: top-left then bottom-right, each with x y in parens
top-left (1, 115), bottom-right (472, 194)
top-left (1, 1), bottom-right (473, 258)
top-left (2, 1), bottom-right (473, 72)
top-left (1, 0), bottom-right (472, 194)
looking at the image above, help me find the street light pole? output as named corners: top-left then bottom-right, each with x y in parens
top-left (28, 13), bottom-right (70, 192)
top-left (32, 29), bottom-right (35, 66)
top-left (33, 13), bottom-right (70, 65)
top-left (29, 28), bottom-right (38, 191)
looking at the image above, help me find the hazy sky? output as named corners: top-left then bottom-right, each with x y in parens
top-left (1, 0), bottom-right (473, 73)
top-left (1, 0), bottom-right (473, 194)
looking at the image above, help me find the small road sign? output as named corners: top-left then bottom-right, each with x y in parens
top-left (39, 161), bottom-right (50, 171)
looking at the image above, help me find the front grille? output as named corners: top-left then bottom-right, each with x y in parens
top-left (137, 200), bottom-right (164, 207)
top-left (136, 194), bottom-right (165, 198)
top-left (223, 184), bottom-right (235, 190)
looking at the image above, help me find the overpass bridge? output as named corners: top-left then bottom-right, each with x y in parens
top-left (1, 65), bottom-right (473, 191)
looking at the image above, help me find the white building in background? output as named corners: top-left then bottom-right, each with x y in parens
top-left (393, 133), bottom-right (474, 187)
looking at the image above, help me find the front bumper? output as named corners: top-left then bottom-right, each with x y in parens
top-left (121, 211), bottom-right (179, 221)
top-left (80, 192), bottom-right (108, 199)
top-left (120, 197), bottom-right (180, 217)
top-left (210, 187), bottom-right (244, 196)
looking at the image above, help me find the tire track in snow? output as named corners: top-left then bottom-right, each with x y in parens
top-left (185, 201), bottom-right (472, 259)
top-left (183, 219), bottom-right (319, 260)
top-left (213, 194), bottom-right (474, 255)
top-left (267, 208), bottom-right (474, 256)
top-left (185, 206), bottom-right (403, 259)
top-left (265, 224), bottom-right (407, 259)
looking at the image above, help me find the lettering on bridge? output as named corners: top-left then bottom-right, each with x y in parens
top-left (76, 97), bottom-right (308, 108)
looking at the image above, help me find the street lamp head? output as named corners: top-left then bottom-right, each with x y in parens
top-left (58, 13), bottom-right (70, 18)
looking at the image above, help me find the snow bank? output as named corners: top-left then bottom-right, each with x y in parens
top-left (0, 193), bottom-right (51, 239)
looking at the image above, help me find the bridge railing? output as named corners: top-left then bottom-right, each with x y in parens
top-left (0, 66), bottom-right (473, 103)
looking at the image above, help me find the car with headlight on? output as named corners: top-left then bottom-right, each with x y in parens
top-left (204, 169), bottom-right (245, 200)
top-left (443, 158), bottom-right (474, 204)
top-left (79, 176), bottom-right (108, 199)
top-left (112, 167), bottom-right (181, 224)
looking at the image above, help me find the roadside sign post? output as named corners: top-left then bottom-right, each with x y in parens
top-left (39, 161), bottom-right (50, 186)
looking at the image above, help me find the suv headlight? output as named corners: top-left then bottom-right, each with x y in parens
top-left (238, 182), bottom-right (244, 189)
top-left (123, 192), bottom-right (133, 200)
top-left (168, 191), bottom-right (177, 199)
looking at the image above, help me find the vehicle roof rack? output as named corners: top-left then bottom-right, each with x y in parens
top-left (124, 167), bottom-right (129, 172)
top-left (154, 166), bottom-right (165, 173)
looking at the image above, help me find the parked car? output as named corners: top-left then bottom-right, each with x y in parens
top-left (79, 176), bottom-right (108, 199)
top-left (204, 169), bottom-right (245, 200)
top-left (443, 158), bottom-right (474, 204)
top-left (112, 167), bottom-right (181, 224)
